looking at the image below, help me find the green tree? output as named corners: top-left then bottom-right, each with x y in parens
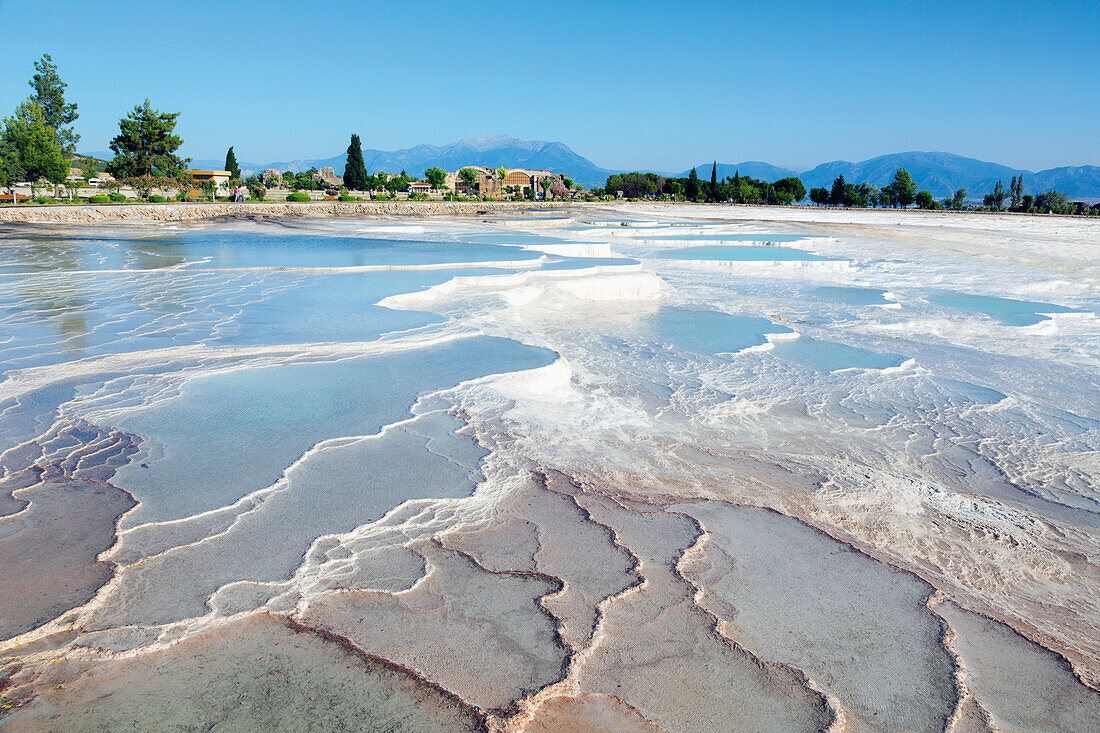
top-left (424, 166), bottom-right (446, 189)
top-left (886, 168), bottom-right (917, 208)
top-left (344, 134), bottom-right (369, 190)
top-left (563, 177), bottom-right (574, 190)
top-left (829, 174), bottom-right (847, 206)
top-left (224, 146), bottom-right (241, 180)
top-left (686, 167), bottom-right (699, 200)
top-left (81, 157), bottom-right (98, 181)
top-left (809, 187), bottom-right (829, 206)
top-left (1034, 190), bottom-right (1070, 214)
top-left (856, 182), bottom-right (879, 206)
top-left (106, 99), bottom-right (188, 178)
top-left (1009, 175), bottom-right (1024, 210)
top-left (710, 162), bottom-right (718, 202)
top-left (916, 190), bottom-right (936, 209)
top-left (28, 53), bottom-right (79, 155)
top-left (0, 135), bottom-right (26, 188)
top-left (539, 178), bottom-right (552, 198)
top-left (984, 180), bottom-right (1005, 210)
top-left (773, 177), bottom-right (806, 204)
top-left (951, 188), bottom-right (967, 210)
top-left (2, 100), bottom-right (68, 184)
top-left (458, 167), bottom-right (479, 193)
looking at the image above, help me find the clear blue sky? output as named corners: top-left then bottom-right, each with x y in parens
top-left (1, 0), bottom-right (1096, 172)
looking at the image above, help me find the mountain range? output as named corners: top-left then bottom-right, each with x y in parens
top-left (185, 135), bottom-right (615, 189)
top-left (684, 152), bottom-right (1100, 200)
top-left (104, 135), bottom-right (1098, 199)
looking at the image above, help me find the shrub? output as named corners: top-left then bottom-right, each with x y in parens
top-left (88, 194), bottom-right (111, 204)
top-left (108, 192), bottom-right (126, 203)
top-left (34, 195), bottom-right (51, 204)
top-left (338, 193), bottom-right (356, 202)
top-left (287, 191), bottom-right (310, 202)
top-left (149, 195), bottom-right (166, 203)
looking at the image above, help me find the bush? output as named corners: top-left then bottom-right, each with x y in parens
top-left (88, 194), bottom-right (111, 204)
top-left (287, 191), bottom-right (311, 202)
top-left (149, 195), bottom-right (166, 203)
top-left (108, 192), bottom-right (126, 203)
top-left (337, 193), bottom-right (356, 201)
top-left (34, 195), bottom-right (51, 204)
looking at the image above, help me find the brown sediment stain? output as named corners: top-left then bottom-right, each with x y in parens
top-left (299, 537), bottom-right (569, 716)
top-left (929, 592), bottom-right (998, 733)
top-left (3, 613), bottom-right (488, 731)
top-left (573, 464), bottom-right (1100, 695)
top-left (509, 693), bottom-right (666, 733)
top-left (666, 508), bottom-right (841, 732)
top-left (283, 616), bottom-right (491, 731)
top-left (496, 480), bottom-right (832, 733)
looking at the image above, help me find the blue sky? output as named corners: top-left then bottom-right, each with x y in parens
top-left (1, 0), bottom-right (1096, 171)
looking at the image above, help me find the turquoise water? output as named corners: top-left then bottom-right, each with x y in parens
top-left (173, 232), bottom-right (542, 270)
top-left (812, 286), bottom-right (892, 306)
top-left (927, 291), bottom-right (1077, 326)
top-left (655, 245), bottom-right (830, 261)
top-left (642, 234), bottom-right (817, 242)
top-left (940, 378), bottom-right (1007, 405)
top-left (769, 336), bottom-right (907, 372)
top-left (0, 232), bottom-right (543, 273)
top-left (640, 307), bottom-right (792, 354)
top-left (539, 257), bottom-right (639, 271)
top-left (112, 336), bottom-right (556, 526)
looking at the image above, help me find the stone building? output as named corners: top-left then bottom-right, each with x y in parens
top-left (443, 167), bottom-right (567, 198)
top-left (312, 167), bottom-right (344, 187)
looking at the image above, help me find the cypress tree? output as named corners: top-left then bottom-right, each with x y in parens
top-left (345, 133), bottom-right (369, 190)
top-left (224, 146), bottom-right (241, 180)
top-left (710, 161), bottom-right (717, 202)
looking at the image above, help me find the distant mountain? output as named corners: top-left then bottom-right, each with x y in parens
top-left (191, 135), bottom-right (616, 188)
top-left (135, 141), bottom-right (1100, 199)
top-left (797, 152), bottom-right (1100, 200)
top-left (678, 152), bottom-right (1099, 200)
top-left (681, 162), bottom-right (797, 182)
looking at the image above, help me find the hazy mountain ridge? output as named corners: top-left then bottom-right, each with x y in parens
top-left (685, 152), bottom-right (1100, 200)
top-left (178, 138), bottom-right (1097, 198)
top-left (189, 135), bottom-right (615, 187)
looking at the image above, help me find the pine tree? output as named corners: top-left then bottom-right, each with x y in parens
top-left (224, 146), bottom-right (241, 180)
top-left (29, 53), bottom-right (79, 155)
top-left (2, 100), bottom-right (68, 184)
top-left (106, 99), bottom-right (188, 178)
top-left (710, 161), bottom-right (717, 202)
top-left (886, 168), bottom-right (917, 208)
top-left (344, 134), bottom-right (369, 190)
top-left (686, 167), bottom-right (699, 200)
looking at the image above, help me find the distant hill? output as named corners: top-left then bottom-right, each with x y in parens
top-left (141, 140), bottom-right (1099, 199)
top-left (680, 162), bottom-right (797, 182)
top-left (190, 135), bottom-right (616, 188)
top-left (688, 152), bottom-right (1100, 200)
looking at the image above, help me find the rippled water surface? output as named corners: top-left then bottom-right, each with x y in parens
top-left (2, 208), bottom-right (1098, 731)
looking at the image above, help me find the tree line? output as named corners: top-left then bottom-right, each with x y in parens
top-left (599, 161), bottom-right (1092, 216)
top-left (599, 164), bottom-right (807, 205)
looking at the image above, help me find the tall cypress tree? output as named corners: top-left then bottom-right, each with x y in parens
top-left (344, 133), bottom-right (368, 190)
top-left (224, 146), bottom-right (241, 180)
top-left (710, 162), bottom-right (718, 202)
